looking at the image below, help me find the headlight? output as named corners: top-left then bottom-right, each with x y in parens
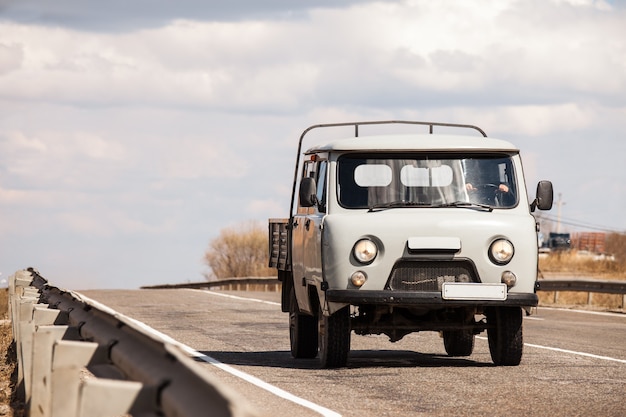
top-left (353, 239), bottom-right (378, 264)
top-left (489, 239), bottom-right (514, 265)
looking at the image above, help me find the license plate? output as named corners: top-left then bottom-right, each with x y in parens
top-left (442, 282), bottom-right (507, 301)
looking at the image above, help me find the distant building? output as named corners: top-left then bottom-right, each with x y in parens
top-left (571, 232), bottom-right (606, 253)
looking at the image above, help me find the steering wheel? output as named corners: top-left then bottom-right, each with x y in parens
top-left (474, 184), bottom-right (501, 205)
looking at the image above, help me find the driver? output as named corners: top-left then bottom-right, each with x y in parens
top-left (462, 158), bottom-right (515, 206)
top-left (465, 181), bottom-right (514, 207)
top-left (466, 183), bottom-right (509, 193)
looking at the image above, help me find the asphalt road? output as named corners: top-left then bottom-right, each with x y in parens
top-left (80, 289), bottom-right (626, 417)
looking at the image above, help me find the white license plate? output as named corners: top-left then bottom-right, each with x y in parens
top-left (442, 282), bottom-right (507, 301)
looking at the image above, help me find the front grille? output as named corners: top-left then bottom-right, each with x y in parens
top-left (385, 260), bottom-right (479, 291)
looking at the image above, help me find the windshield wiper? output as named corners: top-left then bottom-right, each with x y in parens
top-left (434, 201), bottom-right (493, 212)
top-left (367, 201), bottom-right (432, 212)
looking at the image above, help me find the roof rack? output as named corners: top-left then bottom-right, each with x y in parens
top-left (300, 120), bottom-right (487, 141)
top-left (289, 120), bottom-right (487, 216)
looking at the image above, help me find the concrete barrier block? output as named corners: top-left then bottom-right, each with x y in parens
top-left (33, 306), bottom-right (65, 327)
top-left (30, 326), bottom-right (74, 417)
top-left (78, 379), bottom-right (144, 417)
top-left (50, 340), bottom-right (100, 417)
top-left (18, 320), bottom-right (35, 401)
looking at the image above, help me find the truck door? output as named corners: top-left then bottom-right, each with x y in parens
top-left (304, 160), bottom-right (327, 289)
top-left (291, 159), bottom-right (327, 315)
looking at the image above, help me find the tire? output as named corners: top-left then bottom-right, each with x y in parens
top-left (279, 271), bottom-right (292, 313)
top-left (289, 289), bottom-right (318, 359)
top-left (318, 304), bottom-right (351, 368)
top-left (486, 307), bottom-right (523, 366)
top-left (443, 330), bottom-right (475, 357)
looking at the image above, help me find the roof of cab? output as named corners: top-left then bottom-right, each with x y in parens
top-left (305, 133), bottom-right (519, 154)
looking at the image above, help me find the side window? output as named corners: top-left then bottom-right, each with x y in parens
top-left (498, 160), bottom-right (517, 206)
top-left (498, 161), bottom-right (513, 185)
top-left (297, 160), bottom-right (315, 213)
top-left (316, 161), bottom-right (327, 213)
top-left (303, 160), bottom-right (316, 179)
top-left (298, 158), bottom-right (327, 213)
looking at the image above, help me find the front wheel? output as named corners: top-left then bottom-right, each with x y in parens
top-left (318, 304), bottom-right (351, 368)
top-left (443, 330), bottom-right (475, 357)
top-left (486, 307), bottom-right (523, 366)
top-left (289, 289), bottom-right (318, 359)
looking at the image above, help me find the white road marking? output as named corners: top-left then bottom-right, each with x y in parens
top-left (185, 348), bottom-right (341, 417)
top-left (204, 290), bottom-right (626, 366)
top-left (525, 306), bottom-right (626, 362)
top-left (476, 336), bottom-right (626, 364)
top-left (523, 342), bottom-right (626, 364)
top-left (537, 306), bottom-right (626, 319)
top-left (190, 290), bottom-right (341, 415)
top-left (118, 311), bottom-right (342, 417)
top-left (90, 289), bottom-right (340, 417)
top-left (196, 289), bottom-right (281, 306)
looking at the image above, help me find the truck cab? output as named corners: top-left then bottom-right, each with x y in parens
top-left (269, 121), bottom-right (553, 368)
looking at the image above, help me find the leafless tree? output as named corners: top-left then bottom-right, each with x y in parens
top-left (606, 232), bottom-right (626, 266)
top-left (204, 221), bottom-right (276, 280)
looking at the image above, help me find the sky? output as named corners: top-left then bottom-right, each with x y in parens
top-left (1, 0), bottom-right (625, 290)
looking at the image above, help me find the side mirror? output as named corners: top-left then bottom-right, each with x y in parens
top-left (531, 180), bottom-right (553, 212)
top-left (299, 177), bottom-right (317, 207)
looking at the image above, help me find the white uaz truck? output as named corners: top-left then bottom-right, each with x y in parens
top-left (269, 120), bottom-right (553, 368)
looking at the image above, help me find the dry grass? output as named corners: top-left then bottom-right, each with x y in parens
top-left (539, 250), bottom-right (626, 279)
top-left (538, 291), bottom-right (625, 310)
top-left (0, 289), bottom-right (24, 417)
top-left (0, 290), bottom-right (7, 320)
top-left (538, 251), bottom-right (626, 310)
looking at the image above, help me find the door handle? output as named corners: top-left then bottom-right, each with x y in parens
top-left (305, 219), bottom-right (311, 230)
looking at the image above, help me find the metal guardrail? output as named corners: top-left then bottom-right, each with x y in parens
top-left (145, 276), bottom-right (625, 310)
top-left (144, 276), bottom-right (625, 296)
top-left (142, 277), bottom-right (281, 292)
top-left (536, 278), bottom-right (626, 308)
top-left (536, 279), bottom-right (626, 294)
top-left (9, 268), bottom-right (257, 417)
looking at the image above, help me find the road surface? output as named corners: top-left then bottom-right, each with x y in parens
top-left (81, 289), bottom-right (626, 417)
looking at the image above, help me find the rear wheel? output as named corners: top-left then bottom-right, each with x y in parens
top-left (443, 330), bottom-right (475, 357)
top-left (279, 271), bottom-right (292, 313)
top-left (318, 304), bottom-right (351, 368)
top-left (289, 289), bottom-right (318, 359)
top-left (486, 307), bottom-right (523, 366)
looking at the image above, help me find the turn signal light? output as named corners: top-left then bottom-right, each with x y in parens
top-left (351, 271), bottom-right (367, 287)
top-left (501, 271), bottom-right (517, 288)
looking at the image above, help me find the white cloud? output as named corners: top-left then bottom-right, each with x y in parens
top-left (0, 42), bottom-right (24, 75)
top-left (153, 137), bottom-right (248, 180)
top-left (2, 1), bottom-right (624, 112)
top-left (459, 103), bottom-right (596, 137)
top-left (3, 130), bottom-right (47, 152)
top-left (0, 130), bottom-right (126, 189)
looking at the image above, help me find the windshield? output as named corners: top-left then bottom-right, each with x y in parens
top-left (337, 153), bottom-right (518, 209)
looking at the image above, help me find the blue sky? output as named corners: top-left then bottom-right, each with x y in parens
top-left (1, 0), bottom-right (625, 289)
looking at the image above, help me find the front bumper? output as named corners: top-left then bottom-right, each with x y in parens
top-left (326, 289), bottom-right (538, 308)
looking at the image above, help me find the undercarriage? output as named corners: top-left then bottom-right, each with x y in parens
top-left (351, 305), bottom-right (488, 342)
